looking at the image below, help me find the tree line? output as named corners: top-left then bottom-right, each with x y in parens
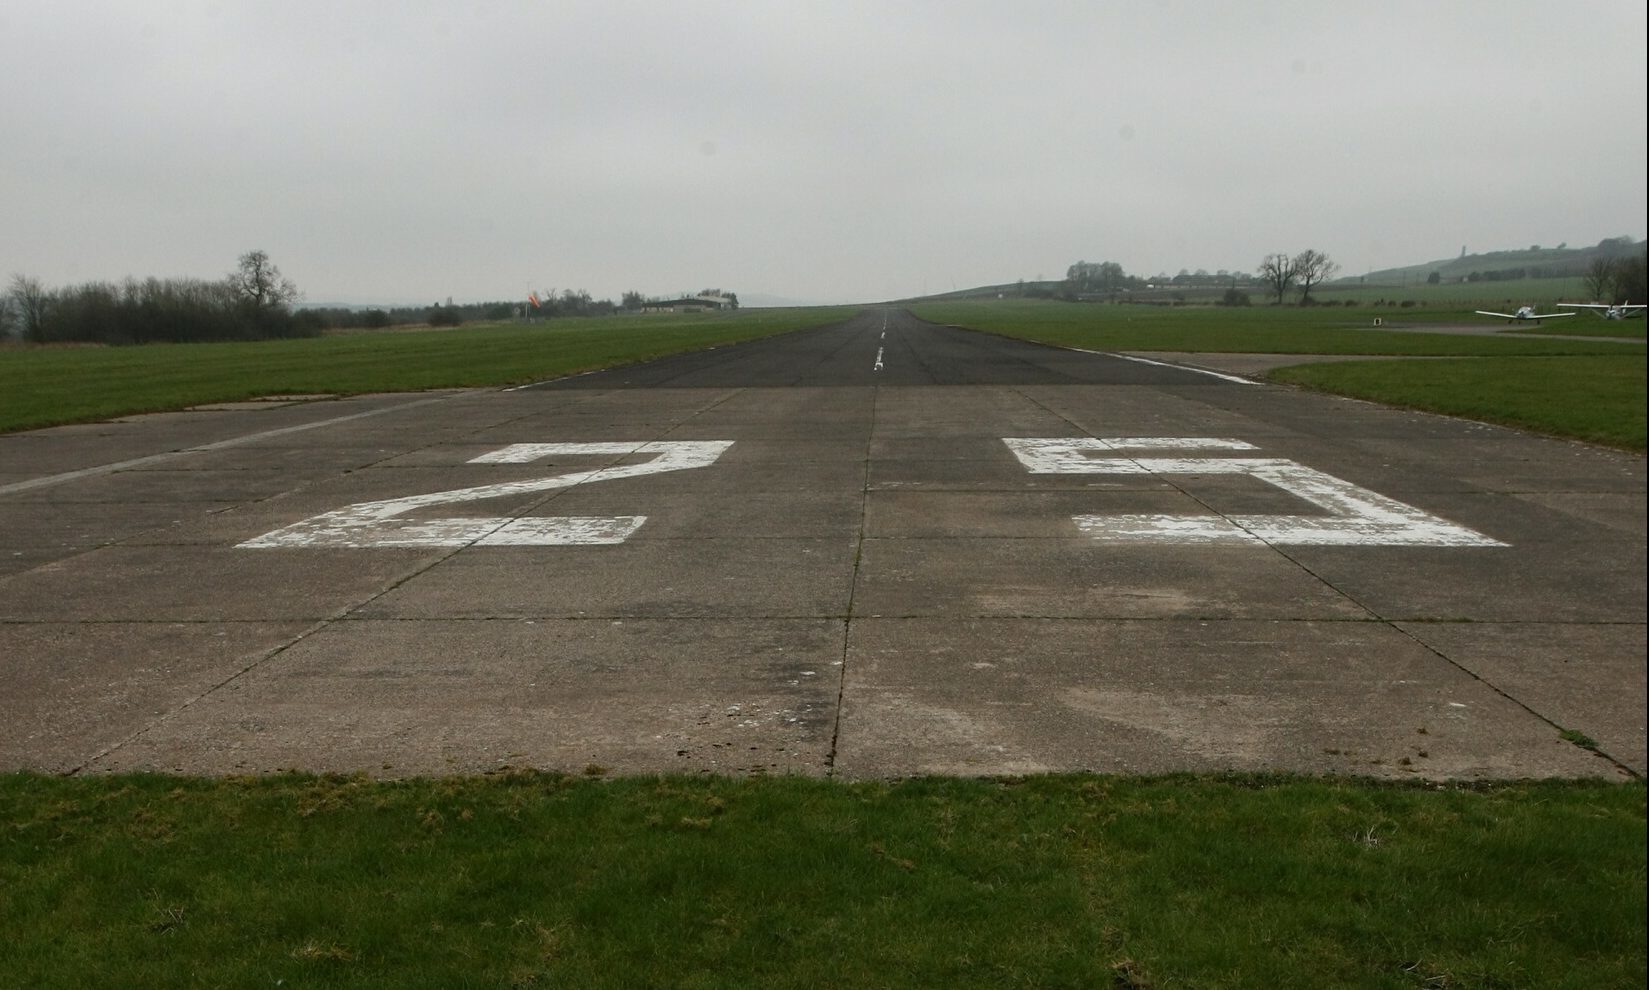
top-left (1582, 251), bottom-right (1648, 305)
top-left (3, 251), bottom-right (312, 345)
top-left (1067, 249), bottom-right (1340, 305)
top-left (2, 255), bottom-right (743, 343)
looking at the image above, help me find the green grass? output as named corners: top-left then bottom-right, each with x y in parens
top-left (1504, 318), bottom-right (1646, 339)
top-left (0, 308), bottom-right (853, 433)
top-left (1270, 356), bottom-right (1647, 450)
top-left (1318, 275), bottom-right (1594, 306)
top-left (2, 772), bottom-right (1642, 988)
top-left (910, 299), bottom-right (1640, 355)
top-left (914, 300), bottom-right (1647, 451)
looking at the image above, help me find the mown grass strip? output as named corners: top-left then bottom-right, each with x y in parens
top-left (910, 299), bottom-right (1643, 355)
top-left (915, 300), bottom-right (1647, 451)
top-left (1, 772), bottom-right (1641, 989)
top-left (0, 308), bottom-right (854, 433)
top-left (1270, 356), bottom-right (1647, 450)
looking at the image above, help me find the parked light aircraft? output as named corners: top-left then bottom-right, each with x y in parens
top-left (1472, 305), bottom-right (1575, 323)
top-left (1557, 302), bottom-right (1646, 320)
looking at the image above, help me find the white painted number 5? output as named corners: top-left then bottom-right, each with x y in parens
top-left (1003, 437), bottom-right (1505, 547)
top-left (239, 441), bottom-right (734, 548)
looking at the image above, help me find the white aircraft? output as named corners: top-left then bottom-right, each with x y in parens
top-left (1557, 302), bottom-right (1646, 320)
top-left (1473, 305), bottom-right (1575, 323)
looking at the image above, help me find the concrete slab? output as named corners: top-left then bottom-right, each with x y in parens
top-left (0, 545), bottom-right (438, 622)
top-left (0, 501), bottom-right (242, 550)
top-left (1397, 621), bottom-right (1647, 775)
top-left (1288, 541), bottom-right (1646, 624)
top-left (0, 621), bottom-right (311, 772)
top-left (354, 539), bottom-right (858, 620)
top-left (832, 618), bottom-right (1622, 780)
top-left (85, 619), bottom-right (844, 777)
top-left (852, 539), bottom-right (1372, 620)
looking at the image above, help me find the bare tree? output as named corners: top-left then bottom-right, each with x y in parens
top-left (1293, 249), bottom-right (1340, 304)
top-left (1611, 249), bottom-right (1647, 304)
top-left (1257, 253), bottom-right (1297, 304)
top-left (1583, 256), bottom-right (1617, 302)
top-left (229, 250), bottom-right (299, 312)
top-left (8, 274), bottom-right (52, 343)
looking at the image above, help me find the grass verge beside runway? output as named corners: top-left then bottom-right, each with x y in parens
top-left (2, 772), bottom-right (1641, 988)
top-left (0, 307), bottom-right (853, 433)
top-left (1271, 356), bottom-right (1647, 450)
top-left (915, 301), bottom-right (1647, 451)
top-left (909, 300), bottom-right (1644, 355)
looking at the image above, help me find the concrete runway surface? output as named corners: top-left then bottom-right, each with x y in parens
top-left (1, 309), bottom-right (1643, 780)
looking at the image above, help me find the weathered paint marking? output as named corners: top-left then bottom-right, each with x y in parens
top-left (1004, 437), bottom-right (1258, 474)
top-left (239, 440), bottom-right (733, 549)
top-left (1004, 437), bottom-right (1506, 548)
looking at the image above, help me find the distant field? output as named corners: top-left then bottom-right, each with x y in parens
top-left (1318, 275), bottom-right (1594, 306)
top-left (913, 300), bottom-right (1647, 450)
top-left (910, 299), bottom-right (1640, 354)
top-left (0, 308), bottom-right (853, 433)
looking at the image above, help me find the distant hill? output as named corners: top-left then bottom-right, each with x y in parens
top-left (897, 237), bottom-right (1645, 305)
top-left (1335, 237), bottom-right (1644, 288)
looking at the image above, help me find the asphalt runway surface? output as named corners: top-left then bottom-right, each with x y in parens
top-left (2, 309), bottom-right (1643, 780)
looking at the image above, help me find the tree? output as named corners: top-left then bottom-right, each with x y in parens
top-left (1583, 257), bottom-right (1617, 302)
top-left (1610, 249), bottom-right (1647, 304)
top-left (428, 303), bottom-right (463, 327)
top-left (8, 274), bottom-right (51, 343)
top-left (229, 250), bottom-right (298, 312)
top-left (621, 290), bottom-right (645, 312)
top-left (1257, 253), bottom-right (1297, 304)
top-left (1293, 249), bottom-right (1339, 305)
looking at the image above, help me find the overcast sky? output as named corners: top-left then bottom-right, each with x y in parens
top-left (4, 1), bottom-right (1645, 306)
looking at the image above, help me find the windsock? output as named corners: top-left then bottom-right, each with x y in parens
top-left (528, 292), bottom-right (542, 309)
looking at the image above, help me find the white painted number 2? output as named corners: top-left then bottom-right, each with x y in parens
top-left (239, 441), bottom-right (734, 549)
top-left (1003, 437), bottom-right (1505, 547)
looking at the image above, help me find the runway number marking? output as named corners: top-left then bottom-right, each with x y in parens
top-left (238, 441), bottom-right (734, 549)
top-left (1003, 437), bottom-right (1506, 547)
top-left (238, 436), bottom-right (1502, 550)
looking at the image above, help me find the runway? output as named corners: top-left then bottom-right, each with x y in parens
top-left (1, 309), bottom-right (1643, 780)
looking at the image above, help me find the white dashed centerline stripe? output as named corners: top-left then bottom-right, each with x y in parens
top-left (873, 347), bottom-right (885, 372)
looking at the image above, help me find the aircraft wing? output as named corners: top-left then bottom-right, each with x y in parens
top-left (1560, 303), bottom-right (1646, 314)
top-left (1474, 310), bottom-right (1575, 320)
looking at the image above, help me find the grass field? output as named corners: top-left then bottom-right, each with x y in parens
top-left (2, 771), bottom-right (1642, 989)
top-left (0, 307), bottom-right (854, 433)
top-left (912, 300), bottom-right (1647, 450)
top-left (1317, 275), bottom-right (1594, 306)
